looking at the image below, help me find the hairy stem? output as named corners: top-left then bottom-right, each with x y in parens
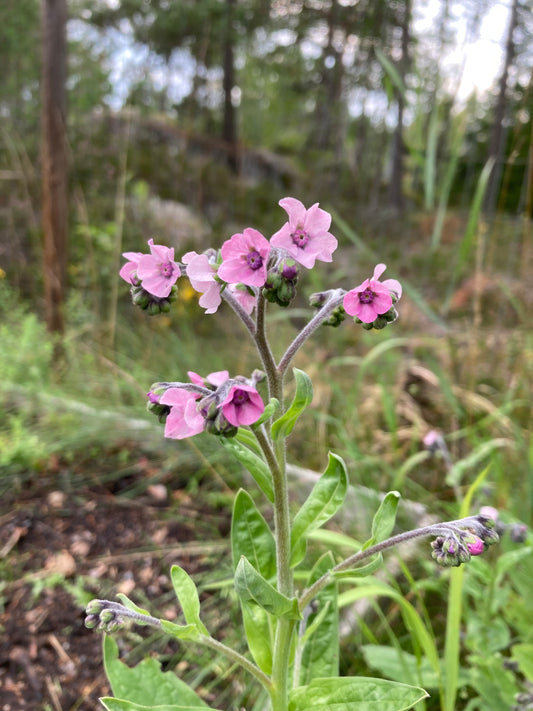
top-left (277, 290), bottom-right (345, 376)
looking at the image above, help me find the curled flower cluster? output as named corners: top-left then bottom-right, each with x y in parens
top-left (430, 514), bottom-right (500, 568)
top-left (147, 370), bottom-right (266, 440)
top-left (119, 197), bottom-right (402, 328)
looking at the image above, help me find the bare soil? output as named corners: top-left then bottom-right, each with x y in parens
top-left (0, 450), bottom-right (231, 711)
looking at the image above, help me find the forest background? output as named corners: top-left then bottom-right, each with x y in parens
top-left (1, 1), bottom-right (533, 710)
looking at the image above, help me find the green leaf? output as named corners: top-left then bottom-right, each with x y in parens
top-left (103, 636), bottom-right (209, 708)
top-left (299, 552), bottom-right (339, 684)
top-left (100, 699), bottom-right (209, 711)
top-left (170, 566), bottom-right (208, 636)
top-left (218, 437), bottom-right (274, 502)
top-left (234, 556), bottom-right (301, 620)
top-left (251, 397), bottom-right (280, 427)
top-left (231, 489), bottom-right (276, 579)
top-left (333, 553), bottom-right (383, 579)
top-left (240, 599), bottom-right (273, 674)
top-left (271, 368), bottom-right (313, 442)
top-left (289, 676), bottom-right (428, 711)
top-left (366, 491), bottom-right (401, 547)
top-left (116, 594), bottom-right (152, 618)
top-left (511, 643), bottom-right (533, 682)
top-left (159, 620), bottom-right (200, 641)
top-left (362, 645), bottom-right (444, 690)
top-left (291, 452), bottom-right (348, 566)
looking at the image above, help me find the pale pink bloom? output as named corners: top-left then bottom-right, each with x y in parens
top-left (228, 284), bottom-right (257, 314)
top-left (343, 264), bottom-right (401, 323)
top-left (270, 197), bottom-right (338, 269)
top-left (160, 388), bottom-right (204, 440)
top-left (467, 537), bottom-right (485, 556)
top-left (220, 383), bottom-right (265, 427)
top-left (182, 251), bottom-right (222, 314)
top-left (119, 251), bottom-right (143, 285)
top-left (480, 506), bottom-right (499, 522)
top-left (136, 239), bottom-right (180, 298)
top-left (218, 228), bottom-right (270, 287)
top-left (188, 370), bottom-right (229, 388)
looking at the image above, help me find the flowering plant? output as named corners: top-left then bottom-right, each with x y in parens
top-left (86, 198), bottom-right (500, 711)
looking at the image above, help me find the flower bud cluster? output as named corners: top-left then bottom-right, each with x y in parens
top-left (263, 258), bottom-right (299, 307)
top-left (147, 370), bottom-right (266, 441)
top-left (430, 514), bottom-right (500, 568)
top-left (85, 600), bottom-right (124, 633)
top-left (130, 282), bottom-right (178, 315)
top-left (309, 291), bottom-right (346, 327)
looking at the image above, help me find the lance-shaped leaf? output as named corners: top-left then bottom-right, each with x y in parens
top-left (291, 453), bottom-right (348, 566)
top-left (100, 698), bottom-right (209, 710)
top-left (235, 556), bottom-right (301, 620)
top-left (231, 489), bottom-right (276, 579)
top-left (240, 599), bottom-right (273, 674)
top-left (271, 368), bottom-right (313, 442)
top-left (289, 676), bottom-right (428, 711)
top-left (251, 397), bottom-right (280, 428)
top-left (219, 437), bottom-right (274, 502)
top-left (367, 491), bottom-right (401, 547)
top-left (299, 552), bottom-right (339, 684)
top-left (170, 565), bottom-right (208, 636)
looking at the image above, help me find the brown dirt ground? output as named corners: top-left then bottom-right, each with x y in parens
top-left (0, 452), bottom-right (231, 711)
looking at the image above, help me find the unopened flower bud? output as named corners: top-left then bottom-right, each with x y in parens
top-left (509, 523), bottom-right (528, 543)
top-left (466, 537), bottom-right (485, 556)
top-left (84, 614), bottom-right (100, 629)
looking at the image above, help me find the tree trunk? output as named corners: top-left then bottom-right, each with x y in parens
top-left (483, 0), bottom-right (519, 214)
top-left (41, 0), bottom-right (68, 333)
top-left (222, 0), bottom-right (239, 173)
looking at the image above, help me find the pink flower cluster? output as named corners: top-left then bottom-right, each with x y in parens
top-left (152, 371), bottom-right (265, 440)
top-left (120, 198), bottom-right (339, 313)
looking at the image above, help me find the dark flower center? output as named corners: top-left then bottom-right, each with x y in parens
top-left (160, 261), bottom-right (175, 278)
top-left (359, 287), bottom-right (375, 304)
top-left (291, 227), bottom-right (309, 248)
top-left (232, 388), bottom-right (250, 405)
top-left (246, 250), bottom-right (263, 270)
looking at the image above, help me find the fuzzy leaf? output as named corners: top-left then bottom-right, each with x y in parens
top-left (170, 566), bottom-right (208, 636)
top-left (366, 491), bottom-right (401, 547)
top-left (291, 453), bottom-right (348, 566)
top-left (103, 636), bottom-right (208, 708)
top-left (289, 677), bottom-right (428, 711)
top-left (241, 599), bottom-right (273, 674)
top-left (219, 437), bottom-right (274, 502)
top-left (299, 552), bottom-right (339, 684)
top-left (271, 369), bottom-right (313, 441)
top-left (100, 700), bottom-right (209, 711)
top-left (231, 489), bottom-right (276, 579)
top-left (235, 556), bottom-right (300, 620)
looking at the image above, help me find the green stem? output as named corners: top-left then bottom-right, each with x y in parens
top-left (255, 291), bottom-right (282, 403)
top-left (270, 617), bottom-right (297, 711)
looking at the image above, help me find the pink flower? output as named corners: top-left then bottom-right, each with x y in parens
top-left (467, 537), bottom-right (485, 556)
top-left (188, 370), bottom-right (229, 388)
top-left (343, 264), bottom-right (401, 323)
top-left (135, 239), bottom-right (181, 298)
top-left (182, 251), bottom-right (222, 314)
top-left (480, 506), bottom-right (499, 522)
top-left (159, 388), bottom-right (204, 440)
top-left (218, 228), bottom-right (270, 287)
top-left (220, 383), bottom-right (265, 427)
top-left (270, 197), bottom-right (338, 269)
top-left (228, 284), bottom-right (257, 314)
top-left (119, 251), bottom-right (143, 285)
